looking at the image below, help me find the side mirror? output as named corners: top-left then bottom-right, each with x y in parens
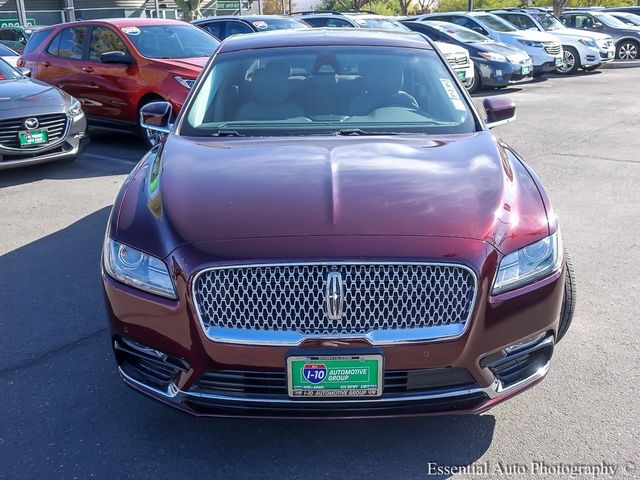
top-left (140, 101), bottom-right (173, 134)
top-left (484, 96), bottom-right (516, 129)
top-left (100, 51), bottom-right (134, 64)
top-left (18, 67), bottom-right (31, 77)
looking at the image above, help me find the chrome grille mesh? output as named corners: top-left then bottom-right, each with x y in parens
top-left (543, 42), bottom-right (562, 56)
top-left (0, 114), bottom-right (68, 149)
top-left (193, 264), bottom-right (476, 336)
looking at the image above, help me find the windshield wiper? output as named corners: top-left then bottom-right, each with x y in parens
top-left (333, 128), bottom-right (395, 136)
top-left (212, 129), bottom-right (244, 137)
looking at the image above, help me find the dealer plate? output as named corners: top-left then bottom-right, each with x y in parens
top-left (19, 130), bottom-right (48, 147)
top-left (457, 70), bottom-right (466, 80)
top-left (521, 65), bottom-right (532, 75)
top-left (287, 354), bottom-right (383, 398)
top-left (555, 56), bottom-right (563, 66)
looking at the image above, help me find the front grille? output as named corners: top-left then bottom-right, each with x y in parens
top-left (190, 367), bottom-right (477, 398)
top-left (0, 113), bottom-right (68, 149)
top-left (193, 263), bottom-right (476, 336)
top-left (543, 42), bottom-right (562, 56)
top-left (446, 54), bottom-right (469, 67)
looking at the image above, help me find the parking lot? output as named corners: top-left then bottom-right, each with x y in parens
top-left (1, 64), bottom-right (639, 479)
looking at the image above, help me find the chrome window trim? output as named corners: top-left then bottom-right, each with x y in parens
top-left (190, 261), bottom-right (478, 347)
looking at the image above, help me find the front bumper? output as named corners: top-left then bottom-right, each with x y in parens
top-left (0, 114), bottom-right (88, 170)
top-left (115, 334), bottom-right (555, 418)
top-left (579, 45), bottom-right (616, 67)
top-left (103, 236), bottom-right (566, 418)
top-left (477, 60), bottom-right (534, 88)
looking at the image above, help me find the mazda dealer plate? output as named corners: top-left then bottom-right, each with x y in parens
top-left (287, 354), bottom-right (383, 398)
top-left (19, 130), bottom-right (48, 147)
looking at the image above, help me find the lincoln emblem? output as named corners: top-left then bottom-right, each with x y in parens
top-left (325, 271), bottom-right (344, 320)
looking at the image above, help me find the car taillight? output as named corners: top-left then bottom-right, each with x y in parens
top-left (16, 57), bottom-right (25, 68)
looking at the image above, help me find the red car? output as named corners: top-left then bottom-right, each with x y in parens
top-left (102, 29), bottom-right (575, 418)
top-left (18, 18), bottom-right (219, 147)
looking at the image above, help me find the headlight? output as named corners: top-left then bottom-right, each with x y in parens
top-left (174, 76), bottom-right (196, 89)
top-left (479, 51), bottom-right (507, 62)
top-left (103, 238), bottom-right (177, 299)
top-left (517, 39), bottom-right (544, 48)
top-left (492, 232), bottom-right (562, 295)
top-left (69, 98), bottom-right (84, 121)
top-left (578, 37), bottom-right (597, 47)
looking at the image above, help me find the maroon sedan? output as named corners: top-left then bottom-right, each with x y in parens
top-left (102, 29), bottom-right (575, 418)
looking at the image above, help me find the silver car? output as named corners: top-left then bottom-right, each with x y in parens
top-left (0, 58), bottom-right (87, 170)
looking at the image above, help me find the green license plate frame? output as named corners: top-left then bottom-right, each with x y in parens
top-left (19, 129), bottom-right (48, 147)
top-left (287, 353), bottom-right (383, 398)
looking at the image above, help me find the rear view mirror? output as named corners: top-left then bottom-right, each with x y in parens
top-left (100, 51), bottom-right (134, 64)
top-left (484, 96), bottom-right (516, 128)
top-left (18, 67), bottom-right (31, 77)
top-left (140, 101), bottom-right (173, 134)
top-left (593, 22), bottom-right (604, 29)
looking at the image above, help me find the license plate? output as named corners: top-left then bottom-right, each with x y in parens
top-left (19, 130), bottom-right (48, 147)
top-left (287, 354), bottom-right (383, 398)
top-left (521, 65), bottom-right (532, 75)
top-left (608, 51), bottom-right (614, 58)
top-left (457, 70), bottom-right (466, 80)
top-left (555, 56), bottom-right (563, 66)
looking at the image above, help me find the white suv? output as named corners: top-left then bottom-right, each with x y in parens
top-left (435, 41), bottom-right (475, 89)
top-left (492, 9), bottom-right (615, 74)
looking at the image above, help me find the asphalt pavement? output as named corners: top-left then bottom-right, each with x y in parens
top-left (1, 66), bottom-right (639, 480)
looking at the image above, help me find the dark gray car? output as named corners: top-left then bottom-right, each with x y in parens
top-left (560, 10), bottom-right (640, 60)
top-left (0, 59), bottom-right (88, 170)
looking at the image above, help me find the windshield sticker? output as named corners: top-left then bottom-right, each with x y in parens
top-left (122, 26), bottom-right (141, 36)
top-left (252, 21), bottom-right (268, 29)
top-left (439, 78), bottom-right (466, 111)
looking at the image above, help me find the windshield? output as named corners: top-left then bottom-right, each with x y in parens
top-left (595, 12), bottom-right (630, 28)
top-left (532, 13), bottom-right (566, 31)
top-left (123, 24), bottom-right (219, 59)
top-left (355, 18), bottom-right (410, 31)
top-left (0, 44), bottom-right (18, 56)
top-left (432, 23), bottom-right (491, 43)
top-left (0, 58), bottom-right (21, 80)
top-left (610, 12), bottom-right (640, 26)
top-left (182, 46), bottom-right (476, 137)
top-left (474, 14), bottom-right (519, 32)
top-left (250, 18), bottom-right (309, 31)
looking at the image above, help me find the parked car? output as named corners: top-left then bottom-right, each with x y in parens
top-left (559, 10), bottom-right (640, 60)
top-left (297, 11), bottom-right (410, 31)
top-left (606, 11), bottom-right (640, 28)
top-left (0, 25), bottom-right (46, 54)
top-left (0, 58), bottom-right (87, 170)
top-left (18, 18), bottom-right (220, 147)
top-left (434, 40), bottom-right (475, 90)
top-left (102, 29), bottom-right (575, 418)
top-left (490, 9), bottom-right (615, 74)
top-left (420, 12), bottom-right (563, 74)
top-left (193, 15), bottom-right (308, 40)
top-left (0, 43), bottom-right (19, 68)
top-left (404, 20), bottom-right (532, 92)
top-left (298, 14), bottom-right (473, 87)
top-left (604, 6), bottom-right (640, 16)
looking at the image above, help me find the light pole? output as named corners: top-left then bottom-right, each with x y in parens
top-left (16, 0), bottom-right (28, 26)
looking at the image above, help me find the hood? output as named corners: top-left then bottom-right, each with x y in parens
top-left (151, 56), bottom-right (209, 73)
top-left (472, 40), bottom-right (529, 57)
top-left (553, 28), bottom-right (611, 40)
top-left (115, 132), bottom-right (550, 257)
top-left (0, 78), bottom-right (67, 114)
top-left (434, 41), bottom-right (467, 55)
top-left (499, 29), bottom-right (559, 42)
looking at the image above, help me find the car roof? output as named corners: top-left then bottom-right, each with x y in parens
top-left (49, 18), bottom-right (186, 29)
top-left (194, 15), bottom-right (293, 23)
top-left (217, 28), bottom-right (432, 53)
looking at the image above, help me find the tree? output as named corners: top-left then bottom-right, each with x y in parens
top-left (413, 0), bottom-right (437, 13)
top-left (397, 0), bottom-right (412, 14)
top-left (319, 0), bottom-right (373, 11)
top-left (553, 0), bottom-right (568, 16)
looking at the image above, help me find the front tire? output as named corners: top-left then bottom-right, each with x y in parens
top-left (557, 46), bottom-right (581, 74)
top-left (557, 250), bottom-right (576, 342)
top-left (617, 40), bottom-right (639, 60)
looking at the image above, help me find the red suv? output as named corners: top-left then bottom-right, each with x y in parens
top-left (18, 19), bottom-right (219, 147)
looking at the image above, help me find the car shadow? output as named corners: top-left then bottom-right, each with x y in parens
top-left (0, 131), bottom-right (144, 189)
top-left (0, 208), bottom-right (497, 479)
top-left (472, 86), bottom-right (523, 98)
